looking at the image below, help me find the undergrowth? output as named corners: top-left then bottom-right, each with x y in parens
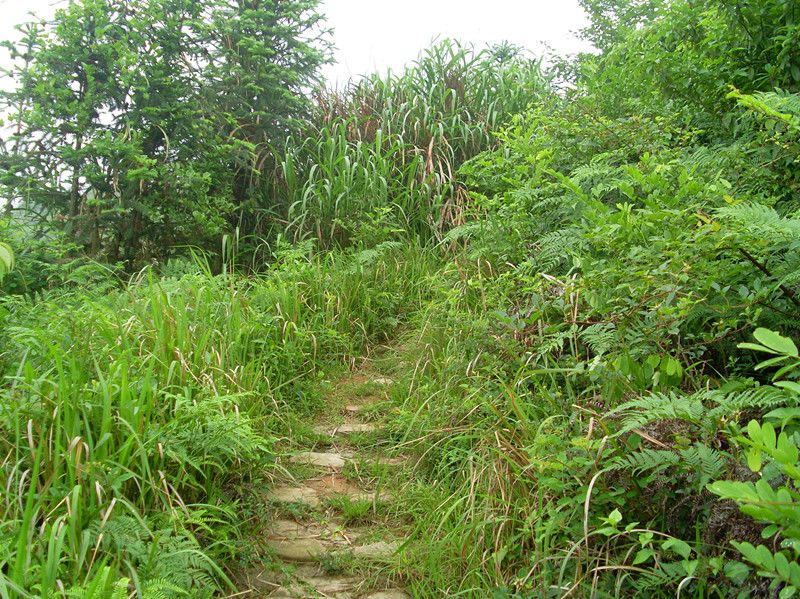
top-left (2, 0), bottom-right (800, 597)
top-left (0, 242), bottom-right (439, 595)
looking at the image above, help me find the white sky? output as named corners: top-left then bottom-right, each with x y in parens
top-left (319, 0), bottom-right (592, 84)
top-left (1, 0), bottom-right (591, 84)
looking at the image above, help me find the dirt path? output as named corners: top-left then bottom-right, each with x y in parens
top-left (237, 366), bottom-right (412, 598)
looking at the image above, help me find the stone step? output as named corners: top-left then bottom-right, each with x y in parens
top-left (267, 563), bottom-right (358, 597)
top-left (287, 450), bottom-right (408, 471)
top-left (306, 474), bottom-right (392, 504)
top-left (270, 587), bottom-right (410, 599)
top-left (266, 519), bottom-right (405, 564)
top-left (266, 480), bottom-right (390, 510)
top-left (351, 540), bottom-right (402, 560)
top-left (290, 451), bottom-right (349, 469)
top-left (314, 422), bottom-right (379, 437)
top-left (268, 537), bottom-right (328, 562)
top-left (270, 581), bottom-right (409, 599)
top-left (266, 485), bottom-right (322, 508)
top-left (265, 519), bottom-right (355, 562)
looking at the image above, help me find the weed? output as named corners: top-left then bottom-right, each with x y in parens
top-left (327, 495), bottom-right (375, 524)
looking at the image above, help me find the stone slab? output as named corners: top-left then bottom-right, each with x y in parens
top-left (352, 540), bottom-right (402, 560)
top-left (290, 451), bottom-right (348, 469)
top-left (314, 423), bottom-right (378, 436)
top-left (267, 538), bottom-right (327, 562)
top-left (266, 485), bottom-right (321, 507)
top-left (362, 592), bottom-right (411, 599)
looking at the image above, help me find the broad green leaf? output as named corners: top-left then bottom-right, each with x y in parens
top-left (732, 541), bottom-right (758, 562)
top-left (747, 420), bottom-right (762, 442)
top-left (753, 328), bottom-right (798, 357)
top-left (765, 407), bottom-right (800, 422)
top-left (756, 545), bottom-right (775, 569)
top-left (607, 509), bottom-right (622, 526)
top-left (776, 432), bottom-right (799, 464)
top-left (683, 559), bottom-right (699, 577)
top-left (775, 381), bottom-right (800, 395)
top-left (708, 480), bottom-right (757, 500)
top-left (761, 525), bottom-right (779, 539)
top-left (754, 355), bottom-right (792, 371)
top-left (0, 242), bottom-right (13, 281)
top-left (779, 587), bottom-right (796, 599)
top-left (663, 538), bottom-right (691, 559)
top-left (724, 560), bottom-right (750, 585)
top-left (738, 342), bottom-right (774, 353)
top-left (775, 552), bottom-right (792, 580)
top-left (746, 448), bottom-right (762, 472)
top-left (762, 422), bottom-right (776, 450)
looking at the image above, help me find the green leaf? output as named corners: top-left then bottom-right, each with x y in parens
top-left (683, 559), bottom-right (699, 576)
top-left (747, 420), bottom-right (762, 442)
top-left (775, 381), bottom-right (800, 395)
top-left (762, 422), bottom-right (776, 450)
top-left (779, 587), bottom-right (797, 599)
top-left (708, 480), bottom-right (756, 500)
top-left (753, 355), bottom-right (791, 370)
top-left (632, 548), bottom-right (655, 565)
top-left (775, 552), bottom-right (792, 580)
top-left (0, 242), bottom-right (13, 281)
top-left (724, 560), bottom-right (750, 585)
top-left (765, 407), bottom-right (800, 422)
top-left (753, 328), bottom-right (798, 357)
top-left (746, 448), bottom-right (762, 472)
top-left (738, 342), bottom-right (773, 353)
top-left (662, 538), bottom-right (692, 559)
top-left (607, 509), bottom-right (623, 526)
top-left (776, 432), bottom-right (799, 464)
top-left (761, 524), bottom-right (779, 539)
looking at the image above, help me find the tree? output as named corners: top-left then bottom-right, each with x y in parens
top-left (203, 0), bottom-right (331, 215)
top-left (0, 0), bottom-right (330, 265)
top-left (578, 0), bottom-right (665, 51)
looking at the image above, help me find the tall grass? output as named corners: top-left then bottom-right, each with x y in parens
top-left (277, 40), bottom-right (548, 247)
top-left (0, 242), bottom-right (440, 595)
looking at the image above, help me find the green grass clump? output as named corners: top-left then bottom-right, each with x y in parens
top-left (0, 242), bottom-right (439, 595)
top-left (280, 40), bottom-right (547, 249)
top-left (327, 495), bottom-right (375, 524)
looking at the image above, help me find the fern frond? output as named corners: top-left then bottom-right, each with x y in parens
top-left (716, 202), bottom-right (800, 242)
top-left (530, 227), bottom-right (582, 273)
top-left (610, 443), bottom-right (727, 486)
top-left (707, 385), bottom-right (795, 419)
top-left (580, 322), bottom-right (617, 356)
top-left (609, 392), bottom-right (706, 436)
top-left (609, 447), bottom-right (680, 476)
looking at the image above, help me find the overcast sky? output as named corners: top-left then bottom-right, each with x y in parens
top-left (319, 1), bottom-right (592, 84)
top-left (1, 0), bottom-right (591, 83)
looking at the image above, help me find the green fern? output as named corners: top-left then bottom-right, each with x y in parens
top-left (64, 567), bottom-right (129, 599)
top-left (610, 443), bottom-right (727, 487)
top-left (610, 447), bottom-right (681, 476)
top-left (707, 384), bottom-right (794, 419)
top-left (716, 202), bottom-right (800, 241)
top-left (529, 227), bottom-right (582, 273)
top-left (609, 392), bottom-right (706, 436)
top-left (628, 560), bottom-right (692, 597)
top-left (580, 322), bottom-right (618, 356)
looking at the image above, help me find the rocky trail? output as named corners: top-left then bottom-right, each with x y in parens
top-left (237, 368), bottom-right (413, 598)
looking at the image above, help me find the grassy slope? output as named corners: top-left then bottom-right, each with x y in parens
top-left (0, 242), bottom-right (440, 596)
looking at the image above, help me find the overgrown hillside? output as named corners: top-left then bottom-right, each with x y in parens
top-left (1, 0), bottom-right (800, 597)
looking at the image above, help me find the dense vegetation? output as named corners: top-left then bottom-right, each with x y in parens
top-left (1, 0), bottom-right (800, 596)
